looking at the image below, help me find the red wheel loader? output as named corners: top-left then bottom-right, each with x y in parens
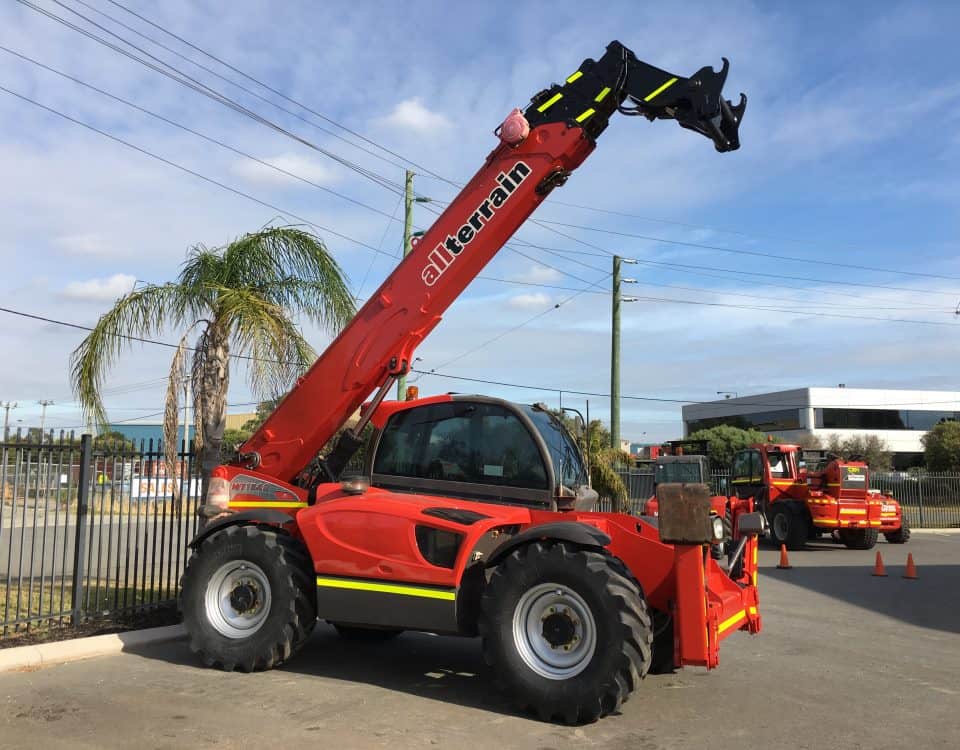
top-left (180, 41), bottom-right (764, 724)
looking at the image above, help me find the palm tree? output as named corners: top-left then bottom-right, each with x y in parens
top-left (71, 227), bottom-right (356, 489)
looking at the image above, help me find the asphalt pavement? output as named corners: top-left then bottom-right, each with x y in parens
top-left (1, 531), bottom-right (957, 750)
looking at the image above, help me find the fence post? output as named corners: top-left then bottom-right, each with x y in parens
top-left (917, 472), bottom-right (925, 528)
top-left (71, 434), bottom-right (92, 627)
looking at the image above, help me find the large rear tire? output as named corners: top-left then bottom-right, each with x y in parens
top-left (769, 504), bottom-right (809, 551)
top-left (180, 525), bottom-right (316, 672)
top-left (884, 515), bottom-right (911, 544)
top-left (479, 541), bottom-right (652, 724)
top-left (838, 528), bottom-right (879, 550)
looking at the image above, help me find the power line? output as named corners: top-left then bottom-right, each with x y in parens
top-left (534, 219), bottom-right (960, 282)
top-left (412, 368), bottom-right (960, 410)
top-left (3, 304), bottom-right (957, 412)
top-left (16, 0), bottom-right (406, 196)
top-left (0, 45), bottom-right (405, 223)
top-left (96, 0), bottom-right (457, 186)
top-left (50, 0), bottom-right (960, 294)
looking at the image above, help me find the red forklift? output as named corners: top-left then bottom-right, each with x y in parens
top-left (179, 41), bottom-right (763, 724)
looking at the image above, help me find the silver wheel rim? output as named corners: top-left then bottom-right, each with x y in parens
top-left (773, 512), bottom-right (788, 541)
top-left (512, 582), bottom-right (597, 680)
top-left (204, 560), bottom-right (272, 639)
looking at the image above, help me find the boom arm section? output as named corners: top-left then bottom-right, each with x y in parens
top-left (238, 40), bottom-right (746, 483)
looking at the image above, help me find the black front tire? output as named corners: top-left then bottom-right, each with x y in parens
top-left (479, 541), bottom-right (652, 725)
top-left (769, 504), bottom-right (809, 551)
top-left (180, 525), bottom-right (317, 672)
top-left (838, 528), bottom-right (879, 550)
top-left (884, 515), bottom-right (911, 544)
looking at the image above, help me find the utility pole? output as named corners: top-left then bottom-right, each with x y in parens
top-left (2, 401), bottom-right (17, 441)
top-left (610, 256), bottom-right (637, 450)
top-left (37, 399), bottom-right (54, 442)
top-left (395, 172), bottom-right (430, 400)
top-left (397, 170), bottom-right (415, 400)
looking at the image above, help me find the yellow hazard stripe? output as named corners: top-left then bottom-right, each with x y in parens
top-left (814, 519), bottom-right (838, 526)
top-left (839, 509), bottom-right (866, 515)
top-left (575, 108), bottom-right (596, 123)
top-left (595, 86), bottom-right (611, 102)
top-left (316, 576), bottom-right (455, 601)
top-left (644, 77), bottom-right (678, 102)
top-left (566, 71), bottom-right (583, 83)
top-left (228, 501), bottom-right (306, 509)
top-left (537, 92), bottom-right (563, 112)
top-left (718, 609), bottom-right (747, 634)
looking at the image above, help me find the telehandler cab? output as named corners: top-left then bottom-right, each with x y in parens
top-left (180, 41), bottom-right (762, 724)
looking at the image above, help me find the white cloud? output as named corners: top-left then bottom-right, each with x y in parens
top-left (62, 274), bottom-right (137, 302)
top-left (231, 153), bottom-right (338, 187)
top-left (508, 292), bottom-right (551, 309)
top-left (383, 98), bottom-right (452, 133)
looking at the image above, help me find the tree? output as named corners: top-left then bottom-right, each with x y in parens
top-left (686, 425), bottom-right (778, 470)
top-left (553, 412), bottom-right (630, 511)
top-left (922, 421), bottom-right (960, 471)
top-left (72, 227), bottom-right (356, 489)
top-left (824, 434), bottom-right (892, 471)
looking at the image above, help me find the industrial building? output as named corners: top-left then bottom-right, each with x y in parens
top-left (682, 387), bottom-right (960, 469)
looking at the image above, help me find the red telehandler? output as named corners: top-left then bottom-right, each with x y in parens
top-left (180, 41), bottom-right (763, 724)
top-left (729, 444), bottom-right (909, 550)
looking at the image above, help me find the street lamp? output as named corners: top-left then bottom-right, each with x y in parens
top-left (716, 391), bottom-right (738, 399)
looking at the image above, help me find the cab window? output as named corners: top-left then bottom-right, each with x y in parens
top-left (522, 406), bottom-right (588, 488)
top-left (373, 402), bottom-right (548, 490)
top-left (766, 450), bottom-right (792, 479)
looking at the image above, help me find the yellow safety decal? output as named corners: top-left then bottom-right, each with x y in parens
top-left (595, 86), bottom-right (611, 102)
top-left (575, 108), bottom-right (596, 123)
top-left (228, 501), bottom-right (307, 509)
top-left (566, 71), bottom-right (583, 83)
top-left (644, 77), bottom-right (678, 102)
top-left (813, 519), bottom-right (838, 526)
top-left (316, 576), bottom-right (456, 601)
top-left (839, 509), bottom-right (866, 515)
top-left (718, 610), bottom-right (747, 633)
top-left (870, 521), bottom-right (882, 526)
top-left (537, 92), bottom-right (563, 112)
top-left (748, 606), bottom-right (758, 616)
top-left (772, 480), bottom-right (804, 487)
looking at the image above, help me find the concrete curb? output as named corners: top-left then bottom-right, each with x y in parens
top-left (911, 528), bottom-right (960, 535)
top-left (0, 624), bottom-right (186, 674)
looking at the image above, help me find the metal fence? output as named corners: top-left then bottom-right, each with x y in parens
top-left (1, 432), bottom-right (201, 641)
top-left (614, 468), bottom-right (960, 527)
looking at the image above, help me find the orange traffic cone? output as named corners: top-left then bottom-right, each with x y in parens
top-left (777, 544), bottom-right (792, 569)
top-left (904, 553), bottom-right (918, 580)
top-left (872, 551), bottom-right (887, 577)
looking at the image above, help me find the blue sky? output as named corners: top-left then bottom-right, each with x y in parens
top-left (1, 0), bottom-right (959, 442)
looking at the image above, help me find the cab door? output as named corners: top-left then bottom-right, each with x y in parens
top-left (731, 449), bottom-right (766, 511)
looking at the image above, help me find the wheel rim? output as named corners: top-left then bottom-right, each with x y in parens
top-left (772, 512), bottom-right (789, 541)
top-left (512, 582), bottom-right (597, 680)
top-left (204, 560), bottom-right (272, 639)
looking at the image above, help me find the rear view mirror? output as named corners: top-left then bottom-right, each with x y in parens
top-left (736, 511), bottom-right (766, 537)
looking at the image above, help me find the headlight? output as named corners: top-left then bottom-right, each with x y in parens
top-left (711, 516), bottom-right (725, 542)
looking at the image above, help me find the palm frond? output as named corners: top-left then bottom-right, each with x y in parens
top-left (70, 284), bottom-right (194, 427)
top-left (222, 227), bottom-right (356, 333)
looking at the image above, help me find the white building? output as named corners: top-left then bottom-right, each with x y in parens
top-left (681, 387), bottom-right (960, 469)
